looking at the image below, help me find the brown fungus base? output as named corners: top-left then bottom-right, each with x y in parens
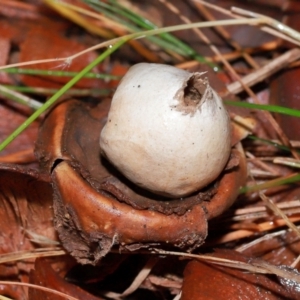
top-left (35, 98), bottom-right (247, 265)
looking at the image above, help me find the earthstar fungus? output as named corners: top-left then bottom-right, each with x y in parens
top-left (35, 64), bottom-right (248, 265)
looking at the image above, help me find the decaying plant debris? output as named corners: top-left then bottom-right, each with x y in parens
top-left (1, 0), bottom-right (300, 299)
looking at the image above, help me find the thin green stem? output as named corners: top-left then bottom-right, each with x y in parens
top-left (86, 0), bottom-right (189, 56)
top-left (3, 68), bottom-right (120, 80)
top-left (107, 0), bottom-right (206, 60)
top-left (226, 100), bottom-right (300, 118)
top-left (0, 84), bottom-right (41, 110)
top-left (4, 85), bottom-right (111, 98)
top-left (240, 173), bottom-right (300, 194)
top-left (247, 135), bottom-right (296, 153)
top-left (83, 0), bottom-right (214, 65)
top-left (0, 39), bottom-right (126, 152)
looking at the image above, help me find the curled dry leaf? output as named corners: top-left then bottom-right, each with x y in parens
top-left (181, 249), bottom-right (300, 300)
top-left (0, 101), bottom-right (38, 159)
top-left (0, 163), bottom-right (57, 299)
top-left (35, 73), bottom-right (247, 264)
top-left (19, 26), bottom-right (104, 89)
top-left (29, 257), bottom-right (102, 300)
top-left (241, 223), bottom-right (300, 267)
top-left (0, 1), bottom-right (105, 90)
top-left (270, 67), bottom-right (300, 140)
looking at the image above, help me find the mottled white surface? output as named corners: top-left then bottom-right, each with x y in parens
top-left (100, 63), bottom-right (231, 197)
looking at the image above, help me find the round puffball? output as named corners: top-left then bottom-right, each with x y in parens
top-left (100, 63), bottom-right (231, 198)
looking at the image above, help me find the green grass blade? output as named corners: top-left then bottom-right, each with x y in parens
top-left (240, 173), bottom-right (300, 194)
top-left (84, 0), bottom-right (189, 56)
top-left (82, 0), bottom-right (213, 65)
top-left (4, 85), bottom-right (110, 98)
top-left (225, 100), bottom-right (300, 118)
top-left (0, 84), bottom-right (42, 110)
top-left (246, 135), bottom-right (298, 153)
top-left (3, 68), bottom-right (120, 80)
top-left (0, 39), bottom-right (126, 152)
top-left (106, 0), bottom-right (208, 62)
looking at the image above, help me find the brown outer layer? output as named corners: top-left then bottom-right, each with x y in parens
top-left (202, 143), bottom-right (247, 220)
top-left (35, 99), bottom-right (111, 176)
top-left (51, 142), bottom-right (246, 264)
top-left (35, 100), bottom-right (72, 174)
top-left (53, 161), bottom-right (208, 248)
